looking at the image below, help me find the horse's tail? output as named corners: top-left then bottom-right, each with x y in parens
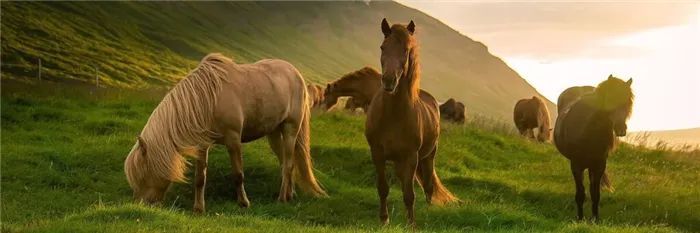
top-left (601, 170), bottom-right (615, 192)
top-left (416, 163), bottom-right (461, 206)
top-left (292, 82), bottom-right (329, 198)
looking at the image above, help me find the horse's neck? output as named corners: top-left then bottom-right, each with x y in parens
top-left (566, 102), bottom-right (614, 140)
top-left (382, 75), bottom-right (419, 112)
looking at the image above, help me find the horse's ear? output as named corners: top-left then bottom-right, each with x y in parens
top-left (626, 78), bottom-right (633, 86)
top-left (137, 136), bottom-right (147, 154)
top-left (407, 20), bottom-right (416, 35)
top-left (381, 18), bottom-right (391, 37)
top-left (326, 83), bottom-right (331, 90)
top-left (608, 74), bottom-right (614, 80)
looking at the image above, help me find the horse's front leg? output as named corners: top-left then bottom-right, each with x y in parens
top-left (396, 152), bottom-right (419, 231)
top-left (371, 146), bottom-right (390, 225)
top-left (193, 146), bottom-right (211, 214)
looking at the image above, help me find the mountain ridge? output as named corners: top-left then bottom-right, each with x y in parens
top-left (0, 1), bottom-right (557, 120)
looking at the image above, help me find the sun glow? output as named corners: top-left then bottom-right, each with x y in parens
top-left (504, 20), bottom-right (700, 131)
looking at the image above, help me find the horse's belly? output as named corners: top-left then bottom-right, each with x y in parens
top-left (240, 115), bottom-right (285, 143)
top-left (240, 124), bottom-right (278, 143)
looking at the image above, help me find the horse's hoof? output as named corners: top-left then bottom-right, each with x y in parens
top-left (277, 196), bottom-right (290, 203)
top-left (237, 197), bottom-right (250, 208)
top-left (238, 200), bottom-right (250, 208)
top-left (193, 206), bottom-right (205, 215)
top-left (380, 216), bottom-right (390, 225)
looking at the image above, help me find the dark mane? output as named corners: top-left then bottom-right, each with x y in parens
top-left (592, 76), bottom-right (635, 115)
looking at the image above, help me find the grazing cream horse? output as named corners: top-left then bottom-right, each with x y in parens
top-left (124, 53), bottom-right (328, 214)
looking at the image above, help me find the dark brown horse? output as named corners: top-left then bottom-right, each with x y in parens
top-left (557, 85), bottom-right (594, 114)
top-left (513, 96), bottom-right (552, 142)
top-left (439, 98), bottom-right (467, 124)
top-left (365, 18), bottom-right (460, 230)
top-left (557, 85), bottom-right (629, 137)
top-left (554, 75), bottom-right (634, 221)
top-left (322, 66), bottom-right (381, 112)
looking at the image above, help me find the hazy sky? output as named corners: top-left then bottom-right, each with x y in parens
top-left (396, 1), bottom-right (700, 131)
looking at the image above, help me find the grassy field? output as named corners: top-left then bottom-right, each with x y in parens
top-left (2, 80), bottom-right (699, 233)
top-left (0, 1), bottom-right (556, 121)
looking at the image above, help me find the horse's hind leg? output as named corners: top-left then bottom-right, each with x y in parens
top-left (224, 133), bottom-right (250, 208)
top-left (589, 161), bottom-right (606, 221)
top-left (571, 162), bottom-right (586, 220)
top-left (267, 129), bottom-right (296, 198)
top-left (417, 147), bottom-right (436, 205)
top-left (193, 146), bottom-right (210, 214)
top-left (278, 122), bottom-right (300, 202)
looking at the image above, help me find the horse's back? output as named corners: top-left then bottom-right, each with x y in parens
top-left (417, 89), bottom-right (440, 155)
top-left (554, 94), bottom-right (603, 158)
top-left (557, 86), bottom-right (594, 114)
top-left (215, 59), bottom-right (306, 142)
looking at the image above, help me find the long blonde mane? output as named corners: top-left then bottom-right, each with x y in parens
top-left (126, 53), bottom-right (233, 188)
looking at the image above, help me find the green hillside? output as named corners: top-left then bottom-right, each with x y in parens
top-left (0, 1), bottom-right (556, 121)
top-left (2, 80), bottom-right (699, 232)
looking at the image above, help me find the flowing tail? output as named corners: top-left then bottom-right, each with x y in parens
top-left (416, 163), bottom-right (461, 206)
top-left (601, 170), bottom-right (615, 192)
top-left (292, 88), bottom-right (329, 198)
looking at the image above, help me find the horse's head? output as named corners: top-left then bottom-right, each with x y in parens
top-left (380, 18), bottom-right (416, 93)
top-left (321, 83), bottom-right (340, 110)
top-left (596, 74), bottom-right (634, 136)
top-left (124, 135), bottom-right (172, 205)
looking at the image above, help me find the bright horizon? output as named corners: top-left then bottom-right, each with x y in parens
top-left (397, 1), bottom-right (700, 132)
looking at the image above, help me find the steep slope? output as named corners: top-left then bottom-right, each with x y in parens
top-left (0, 1), bottom-right (556, 120)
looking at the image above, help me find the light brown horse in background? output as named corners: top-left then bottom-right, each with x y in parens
top-left (513, 96), bottom-right (552, 142)
top-left (306, 83), bottom-right (325, 108)
top-left (365, 18), bottom-right (460, 230)
top-left (124, 53), bottom-right (328, 214)
top-left (322, 66), bottom-right (381, 112)
top-left (554, 75), bottom-right (634, 221)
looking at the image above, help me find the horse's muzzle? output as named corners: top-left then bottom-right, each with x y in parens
top-left (381, 78), bottom-right (397, 92)
top-left (615, 129), bottom-right (627, 137)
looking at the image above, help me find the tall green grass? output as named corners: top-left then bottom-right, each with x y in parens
top-left (2, 81), bottom-right (698, 232)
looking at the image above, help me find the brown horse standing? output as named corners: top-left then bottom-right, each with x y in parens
top-left (439, 98), bottom-right (467, 124)
top-left (306, 84), bottom-right (325, 108)
top-left (513, 96), bottom-right (552, 142)
top-left (322, 66), bottom-right (381, 112)
top-left (365, 18), bottom-right (460, 230)
top-left (554, 75), bottom-right (634, 221)
top-left (557, 86), bottom-right (594, 114)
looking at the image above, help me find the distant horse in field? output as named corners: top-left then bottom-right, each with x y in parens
top-left (439, 98), bottom-right (467, 124)
top-left (365, 18), bottom-right (460, 230)
top-left (557, 86), bottom-right (594, 114)
top-left (513, 96), bottom-right (552, 142)
top-left (322, 66), bottom-right (381, 112)
top-left (554, 74), bottom-right (634, 221)
top-left (124, 53), bottom-right (328, 214)
top-left (306, 84), bottom-right (325, 108)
